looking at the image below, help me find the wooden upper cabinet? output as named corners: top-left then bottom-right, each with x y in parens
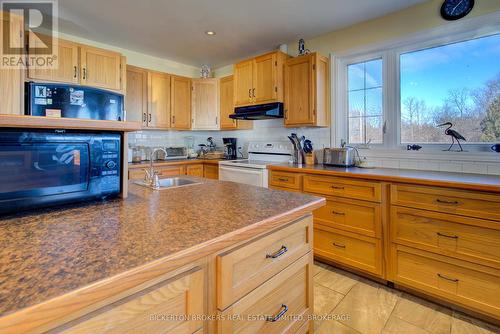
top-left (80, 45), bottom-right (122, 91)
top-left (253, 52), bottom-right (277, 104)
top-left (0, 12), bottom-right (23, 115)
top-left (233, 50), bottom-right (286, 108)
top-left (170, 75), bottom-right (191, 130)
top-left (191, 78), bottom-right (219, 130)
top-left (233, 59), bottom-right (253, 107)
top-left (284, 52), bottom-right (329, 127)
top-left (28, 37), bottom-right (79, 84)
top-left (220, 75), bottom-right (252, 130)
top-left (148, 71), bottom-right (171, 129)
top-left (125, 65), bottom-right (148, 125)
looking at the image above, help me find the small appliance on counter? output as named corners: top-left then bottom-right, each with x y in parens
top-left (25, 82), bottom-right (124, 121)
top-left (323, 147), bottom-right (356, 167)
top-left (223, 138), bottom-right (238, 160)
top-left (0, 129), bottom-right (121, 215)
top-left (163, 147), bottom-right (188, 160)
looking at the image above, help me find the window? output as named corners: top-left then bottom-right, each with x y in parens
top-left (400, 33), bottom-right (500, 144)
top-left (347, 59), bottom-right (383, 144)
top-left (337, 18), bottom-right (500, 151)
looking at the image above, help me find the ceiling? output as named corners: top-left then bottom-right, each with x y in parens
top-left (57, 0), bottom-right (427, 68)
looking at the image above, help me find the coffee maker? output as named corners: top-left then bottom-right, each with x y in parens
top-left (223, 138), bottom-right (237, 160)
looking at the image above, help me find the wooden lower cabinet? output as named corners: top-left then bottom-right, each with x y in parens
top-left (392, 245), bottom-right (500, 320)
top-left (218, 253), bottom-right (313, 334)
top-left (314, 225), bottom-right (383, 277)
top-left (56, 267), bottom-right (204, 334)
top-left (186, 164), bottom-right (204, 177)
top-left (303, 175), bottom-right (382, 203)
top-left (204, 165), bottom-right (219, 180)
top-left (269, 171), bottom-right (302, 191)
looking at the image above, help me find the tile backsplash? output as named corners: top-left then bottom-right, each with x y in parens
top-left (128, 121), bottom-right (500, 175)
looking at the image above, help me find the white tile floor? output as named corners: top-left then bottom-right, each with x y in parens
top-left (313, 261), bottom-right (500, 334)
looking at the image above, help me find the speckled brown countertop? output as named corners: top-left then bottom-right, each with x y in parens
top-left (268, 164), bottom-right (500, 193)
top-left (0, 178), bottom-right (324, 316)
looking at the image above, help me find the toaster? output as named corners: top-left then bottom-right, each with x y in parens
top-left (323, 147), bottom-right (356, 167)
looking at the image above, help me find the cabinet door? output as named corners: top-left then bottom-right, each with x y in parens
top-left (125, 66), bottom-right (148, 125)
top-left (191, 78), bottom-right (219, 130)
top-left (170, 75), bottom-right (191, 130)
top-left (186, 164), bottom-right (204, 177)
top-left (284, 55), bottom-right (313, 126)
top-left (219, 75), bottom-right (237, 130)
top-left (28, 37), bottom-right (79, 84)
top-left (253, 53), bottom-right (277, 104)
top-left (80, 46), bottom-right (122, 90)
top-left (148, 72), bottom-right (171, 128)
top-left (233, 60), bottom-right (253, 107)
top-left (0, 13), bottom-right (23, 115)
top-left (203, 164), bottom-right (219, 180)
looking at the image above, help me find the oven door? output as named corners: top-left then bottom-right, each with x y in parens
top-left (0, 140), bottom-right (91, 211)
top-left (219, 165), bottom-right (268, 188)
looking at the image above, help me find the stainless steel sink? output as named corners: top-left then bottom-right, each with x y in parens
top-left (134, 177), bottom-right (201, 190)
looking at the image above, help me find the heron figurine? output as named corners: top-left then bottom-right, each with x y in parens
top-left (438, 122), bottom-right (466, 152)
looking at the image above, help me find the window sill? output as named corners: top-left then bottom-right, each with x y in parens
top-left (357, 148), bottom-right (500, 163)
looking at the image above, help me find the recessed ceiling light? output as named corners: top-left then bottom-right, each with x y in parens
top-left (205, 31), bottom-right (216, 36)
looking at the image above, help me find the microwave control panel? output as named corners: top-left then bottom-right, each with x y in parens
top-left (99, 138), bottom-right (121, 194)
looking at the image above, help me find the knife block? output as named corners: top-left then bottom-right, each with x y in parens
top-left (305, 152), bottom-right (315, 165)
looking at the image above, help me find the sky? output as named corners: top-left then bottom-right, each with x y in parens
top-left (400, 33), bottom-right (500, 110)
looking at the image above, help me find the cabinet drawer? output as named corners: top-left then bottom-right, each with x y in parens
top-left (314, 226), bottom-right (382, 276)
top-left (217, 216), bottom-right (312, 310)
top-left (269, 171), bottom-right (302, 190)
top-left (158, 165), bottom-right (185, 177)
top-left (314, 197), bottom-right (381, 238)
top-left (59, 268), bottom-right (204, 334)
top-left (393, 246), bottom-right (500, 319)
top-left (391, 207), bottom-right (500, 267)
top-left (391, 184), bottom-right (500, 221)
top-left (304, 175), bottom-right (381, 202)
top-left (219, 253), bottom-right (312, 334)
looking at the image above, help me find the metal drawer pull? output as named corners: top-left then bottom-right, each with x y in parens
top-left (437, 273), bottom-right (459, 282)
top-left (278, 178), bottom-right (289, 182)
top-left (332, 211), bottom-right (345, 216)
top-left (436, 199), bottom-right (459, 205)
top-left (266, 304), bottom-right (288, 322)
top-left (73, 66), bottom-right (77, 78)
top-left (333, 242), bottom-right (346, 249)
top-left (331, 186), bottom-right (344, 190)
top-left (437, 232), bottom-right (458, 239)
top-left (266, 245), bottom-right (288, 259)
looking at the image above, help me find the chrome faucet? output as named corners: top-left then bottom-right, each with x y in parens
top-left (144, 147), bottom-right (168, 186)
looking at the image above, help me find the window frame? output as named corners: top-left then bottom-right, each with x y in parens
top-left (333, 12), bottom-right (500, 152)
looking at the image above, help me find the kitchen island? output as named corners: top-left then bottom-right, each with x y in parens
top-left (0, 178), bottom-right (324, 333)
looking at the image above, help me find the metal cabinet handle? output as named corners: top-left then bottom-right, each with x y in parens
top-left (266, 304), bottom-right (288, 322)
top-left (249, 89), bottom-right (252, 98)
top-left (437, 232), bottom-right (458, 239)
top-left (278, 178), bottom-right (289, 182)
top-left (333, 242), bottom-right (346, 249)
top-left (266, 245), bottom-right (288, 259)
top-left (436, 199), bottom-right (459, 205)
top-left (252, 88), bottom-right (255, 98)
top-left (332, 211), bottom-right (345, 216)
top-left (82, 68), bottom-right (87, 80)
top-left (143, 113), bottom-right (147, 123)
top-left (73, 66), bottom-right (77, 78)
top-left (172, 115), bottom-right (175, 124)
top-left (437, 273), bottom-right (459, 282)
top-left (331, 186), bottom-right (344, 190)
top-left (148, 114), bottom-right (152, 123)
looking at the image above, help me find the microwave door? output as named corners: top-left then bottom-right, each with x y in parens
top-left (0, 142), bottom-right (91, 201)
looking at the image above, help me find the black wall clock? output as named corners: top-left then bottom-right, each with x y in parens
top-left (441, 0), bottom-right (475, 21)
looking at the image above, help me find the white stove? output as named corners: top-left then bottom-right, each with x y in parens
top-left (219, 141), bottom-right (293, 187)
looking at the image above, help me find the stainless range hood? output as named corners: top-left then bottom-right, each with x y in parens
top-left (229, 102), bottom-right (284, 120)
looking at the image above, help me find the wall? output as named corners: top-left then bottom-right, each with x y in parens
top-left (58, 32), bottom-right (200, 77)
top-left (128, 0), bottom-right (500, 174)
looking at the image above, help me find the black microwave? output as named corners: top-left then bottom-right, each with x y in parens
top-left (0, 130), bottom-right (121, 215)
